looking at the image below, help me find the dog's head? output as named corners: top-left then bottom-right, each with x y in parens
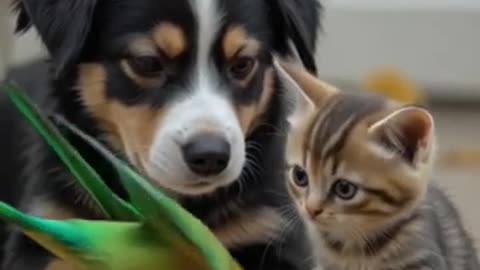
top-left (14, 0), bottom-right (320, 196)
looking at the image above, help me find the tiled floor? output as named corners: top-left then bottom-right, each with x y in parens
top-left (431, 106), bottom-right (480, 254)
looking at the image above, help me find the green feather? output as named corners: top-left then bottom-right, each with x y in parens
top-left (1, 82), bottom-right (138, 221)
top-left (0, 202), bottom-right (206, 270)
top-left (0, 202), bottom-right (106, 269)
top-left (0, 202), bottom-right (88, 249)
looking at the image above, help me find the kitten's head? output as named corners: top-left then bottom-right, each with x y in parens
top-left (275, 61), bottom-right (436, 239)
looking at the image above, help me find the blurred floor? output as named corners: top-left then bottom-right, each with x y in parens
top-left (431, 105), bottom-right (480, 255)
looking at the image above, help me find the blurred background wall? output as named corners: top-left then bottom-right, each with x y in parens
top-left (317, 0), bottom-right (480, 101)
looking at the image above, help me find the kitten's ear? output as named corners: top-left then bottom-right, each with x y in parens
top-left (368, 106), bottom-right (435, 165)
top-left (274, 60), bottom-right (315, 125)
top-left (13, 0), bottom-right (98, 78)
top-left (273, 59), bottom-right (337, 124)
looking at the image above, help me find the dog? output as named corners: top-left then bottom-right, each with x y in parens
top-left (1, 0), bottom-right (322, 269)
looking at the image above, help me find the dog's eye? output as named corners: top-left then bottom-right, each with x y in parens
top-left (229, 56), bottom-right (256, 81)
top-left (128, 55), bottom-right (164, 77)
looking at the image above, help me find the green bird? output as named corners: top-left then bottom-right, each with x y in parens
top-left (0, 203), bottom-right (216, 270)
top-left (0, 82), bottom-right (243, 270)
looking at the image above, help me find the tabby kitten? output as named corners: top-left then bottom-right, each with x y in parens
top-left (274, 61), bottom-right (480, 270)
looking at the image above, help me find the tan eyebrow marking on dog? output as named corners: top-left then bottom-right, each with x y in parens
top-left (153, 22), bottom-right (187, 58)
top-left (223, 25), bottom-right (261, 59)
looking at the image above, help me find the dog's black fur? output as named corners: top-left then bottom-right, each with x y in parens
top-left (1, 0), bottom-right (322, 269)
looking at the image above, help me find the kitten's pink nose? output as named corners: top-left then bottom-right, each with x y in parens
top-left (306, 204), bottom-right (323, 219)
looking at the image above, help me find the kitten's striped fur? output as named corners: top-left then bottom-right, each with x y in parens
top-left (275, 61), bottom-right (479, 270)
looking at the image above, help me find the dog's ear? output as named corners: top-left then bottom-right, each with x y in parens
top-left (12, 0), bottom-right (98, 78)
top-left (267, 0), bottom-right (321, 75)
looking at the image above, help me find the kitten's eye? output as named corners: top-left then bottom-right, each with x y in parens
top-left (291, 165), bottom-right (309, 187)
top-left (229, 56), bottom-right (256, 80)
top-left (128, 55), bottom-right (164, 77)
top-left (333, 179), bottom-right (358, 200)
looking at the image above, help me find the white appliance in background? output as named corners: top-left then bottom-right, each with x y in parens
top-left (316, 0), bottom-right (480, 100)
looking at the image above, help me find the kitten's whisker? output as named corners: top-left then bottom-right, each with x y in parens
top-left (277, 218), bottom-right (301, 257)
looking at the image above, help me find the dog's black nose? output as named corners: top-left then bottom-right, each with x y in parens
top-left (182, 135), bottom-right (231, 177)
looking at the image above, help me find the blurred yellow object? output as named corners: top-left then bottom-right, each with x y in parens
top-left (439, 149), bottom-right (480, 169)
top-left (362, 67), bottom-right (426, 105)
